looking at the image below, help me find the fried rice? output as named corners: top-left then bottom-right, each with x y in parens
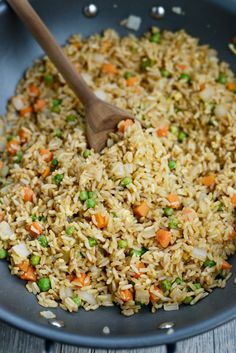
top-left (0, 28), bottom-right (236, 316)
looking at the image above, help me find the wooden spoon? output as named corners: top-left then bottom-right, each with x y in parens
top-left (6, 0), bottom-right (135, 152)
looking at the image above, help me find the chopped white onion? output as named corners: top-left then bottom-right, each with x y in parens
top-left (0, 166), bottom-right (9, 177)
top-left (12, 243), bottom-right (30, 258)
top-left (12, 95), bottom-right (25, 111)
top-left (192, 247), bottom-right (207, 260)
top-left (59, 286), bottom-right (73, 300)
top-left (78, 290), bottom-right (97, 305)
top-left (81, 72), bottom-right (93, 85)
top-left (40, 311), bottom-right (56, 319)
top-left (94, 89), bottom-right (107, 101)
top-left (0, 221), bottom-right (15, 240)
top-left (94, 54), bottom-right (105, 62)
top-left (215, 104), bottom-right (228, 118)
top-left (199, 86), bottom-right (214, 101)
top-left (125, 15), bottom-right (142, 31)
top-left (142, 226), bottom-right (156, 238)
top-left (111, 162), bottom-right (125, 177)
top-left (102, 326), bottom-right (110, 334)
top-left (164, 303), bottom-right (179, 311)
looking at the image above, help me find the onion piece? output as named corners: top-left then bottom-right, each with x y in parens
top-left (94, 54), bottom-right (105, 62)
top-left (12, 243), bottom-right (30, 258)
top-left (215, 104), bottom-right (228, 118)
top-left (59, 286), bottom-right (73, 300)
top-left (40, 311), bottom-right (56, 319)
top-left (0, 221), bottom-right (15, 240)
top-left (164, 303), bottom-right (179, 311)
top-left (78, 290), bottom-right (97, 305)
top-left (199, 86), bottom-right (214, 101)
top-left (125, 15), bottom-right (142, 31)
top-left (94, 89), bottom-right (107, 101)
top-left (12, 95), bottom-right (25, 111)
top-left (192, 247), bottom-right (207, 260)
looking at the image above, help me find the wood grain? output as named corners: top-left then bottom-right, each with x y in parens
top-left (1, 319), bottom-right (236, 353)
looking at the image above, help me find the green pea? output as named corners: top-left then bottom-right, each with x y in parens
top-left (179, 73), bottom-right (191, 82)
top-left (163, 207), bottom-right (174, 217)
top-left (54, 174), bottom-right (64, 185)
top-left (86, 198), bottom-right (96, 209)
top-left (141, 58), bottom-right (155, 70)
top-left (168, 160), bottom-right (176, 170)
top-left (31, 214), bottom-right (38, 221)
top-left (160, 279), bottom-right (172, 292)
top-left (38, 216), bottom-right (47, 222)
top-left (160, 68), bottom-right (171, 78)
top-left (120, 177), bottom-right (132, 187)
top-left (30, 255), bottom-right (41, 266)
top-left (79, 191), bottom-right (88, 201)
top-left (118, 239), bottom-right (128, 249)
top-left (52, 99), bottom-right (61, 107)
top-left (203, 259), bottom-right (216, 268)
top-left (7, 135), bottom-right (13, 142)
top-left (53, 128), bottom-right (62, 138)
top-left (168, 217), bottom-right (179, 229)
top-left (66, 226), bottom-right (75, 235)
top-left (51, 158), bottom-right (58, 167)
top-left (175, 277), bottom-right (184, 285)
top-left (150, 32), bottom-right (161, 43)
top-left (0, 249), bottom-right (8, 260)
top-left (51, 105), bottom-right (60, 113)
top-left (112, 212), bottom-right (118, 218)
top-left (124, 71), bottom-right (134, 79)
top-left (183, 296), bottom-right (193, 304)
top-left (130, 247), bottom-right (147, 257)
top-left (44, 74), bottom-right (54, 85)
top-left (216, 73), bottom-right (227, 85)
top-left (83, 149), bottom-right (91, 158)
top-left (38, 235), bottom-right (48, 248)
top-left (178, 131), bottom-right (187, 143)
top-left (194, 283), bottom-right (202, 289)
top-left (38, 277), bottom-right (51, 292)
top-left (170, 126), bottom-right (179, 135)
top-left (66, 114), bottom-right (77, 122)
top-left (88, 238), bottom-right (97, 247)
top-left (217, 202), bottom-right (224, 212)
top-left (72, 295), bottom-right (81, 307)
top-left (13, 151), bottom-right (23, 164)
top-left (88, 191), bottom-right (97, 199)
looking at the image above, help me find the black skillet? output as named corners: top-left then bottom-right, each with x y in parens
top-left (0, 1), bottom-right (235, 352)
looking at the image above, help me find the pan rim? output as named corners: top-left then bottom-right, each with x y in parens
top-left (0, 304), bottom-right (236, 348)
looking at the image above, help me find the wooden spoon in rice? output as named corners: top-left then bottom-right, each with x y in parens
top-left (7, 0), bottom-right (137, 152)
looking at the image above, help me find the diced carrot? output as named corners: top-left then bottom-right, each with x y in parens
top-left (201, 175), bottom-right (215, 187)
top-left (126, 76), bottom-right (138, 87)
top-left (67, 274), bottom-right (75, 281)
top-left (221, 260), bottom-right (232, 270)
top-left (167, 194), bottom-right (180, 209)
top-left (28, 84), bottom-right (40, 97)
top-left (18, 128), bottom-right (28, 144)
top-left (6, 139), bottom-right (20, 155)
top-left (0, 211), bottom-right (5, 222)
top-left (118, 119), bottom-right (134, 133)
top-left (72, 273), bottom-right (90, 287)
top-left (19, 261), bottom-right (37, 282)
top-left (133, 261), bottom-right (146, 279)
top-left (42, 166), bottom-right (50, 178)
top-left (40, 149), bottom-right (53, 162)
top-left (227, 82), bottom-right (236, 91)
top-left (0, 161), bottom-right (3, 169)
top-left (156, 125), bottom-right (169, 137)
top-left (19, 261), bottom-right (30, 272)
top-left (231, 194), bottom-right (236, 206)
top-left (228, 230), bottom-right (236, 241)
top-left (199, 83), bottom-right (205, 91)
top-left (101, 63), bottom-right (118, 74)
top-left (176, 64), bottom-right (187, 70)
top-left (95, 213), bottom-right (107, 229)
top-left (120, 289), bottom-right (133, 302)
top-left (34, 99), bottom-right (46, 112)
top-left (149, 286), bottom-right (162, 303)
top-left (133, 201), bottom-right (150, 217)
top-left (23, 187), bottom-right (34, 203)
top-left (20, 106), bottom-right (33, 117)
top-left (25, 222), bottom-right (43, 238)
top-left (156, 229), bottom-right (171, 248)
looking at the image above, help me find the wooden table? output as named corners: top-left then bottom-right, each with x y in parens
top-left (0, 319), bottom-right (235, 353)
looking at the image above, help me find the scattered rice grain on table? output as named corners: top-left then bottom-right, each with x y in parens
top-left (0, 28), bottom-right (236, 316)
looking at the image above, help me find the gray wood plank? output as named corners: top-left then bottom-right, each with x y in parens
top-left (0, 319), bottom-right (235, 353)
top-left (214, 320), bottom-right (236, 353)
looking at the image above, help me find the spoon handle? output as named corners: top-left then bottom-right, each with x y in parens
top-left (6, 0), bottom-right (97, 106)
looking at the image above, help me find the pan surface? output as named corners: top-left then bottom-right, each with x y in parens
top-left (0, 0), bottom-right (236, 348)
